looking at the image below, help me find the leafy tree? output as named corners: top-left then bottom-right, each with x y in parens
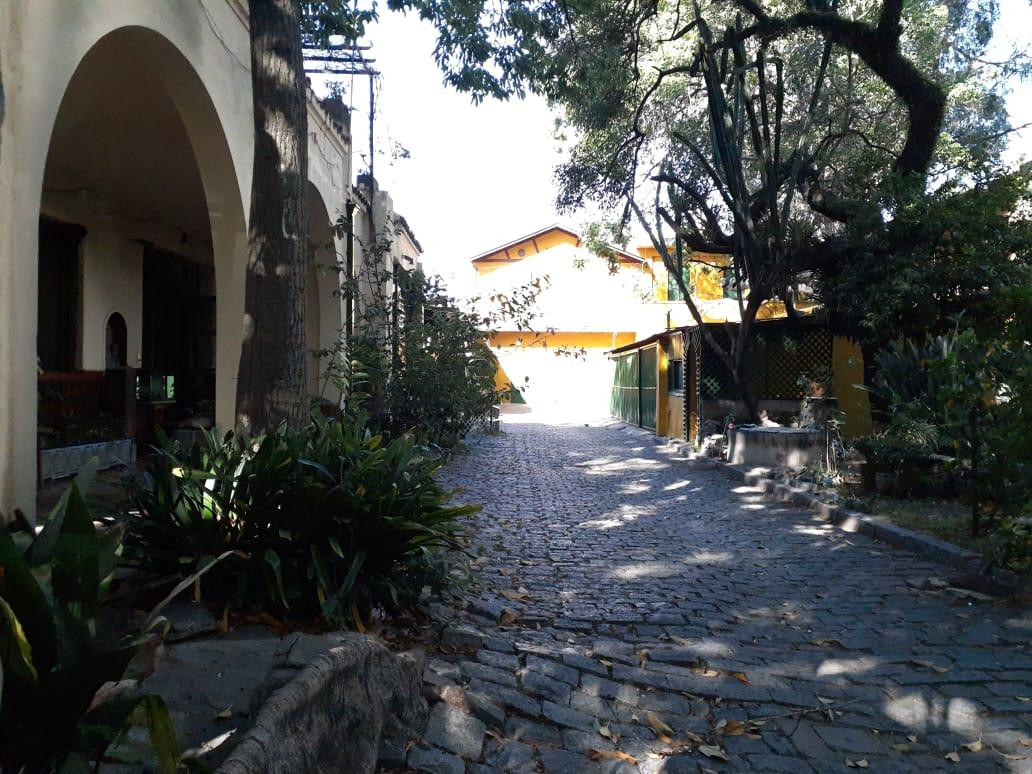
top-left (820, 168), bottom-right (1032, 350)
top-left (381, 0), bottom-right (1026, 420)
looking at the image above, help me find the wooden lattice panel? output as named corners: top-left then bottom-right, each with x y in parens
top-left (697, 323), bottom-right (832, 401)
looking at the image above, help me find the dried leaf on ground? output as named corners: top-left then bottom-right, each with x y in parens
top-left (588, 749), bottom-right (638, 763)
top-left (816, 696), bottom-right (836, 705)
top-left (716, 718), bottom-right (747, 736)
top-left (215, 706), bottom-right (232, 720)
top-left (732, 672), bottom-right (750, 684)
top-left (646, 712), bottom-right (675, 737)
top-left (698, 745), bottom-right (729, 761)
top-left (500, 589), bottom-right (529, 601)
top-left (596, 719), bottom-right (618, 742)
top-left (963, 740), bottom-right (983, 752)
top-left (945, 751), bottom-right (961, 762)
top-left (499, 609), bottom-right (518, 625)
top-left (811, 638), bottom-right (848, 649)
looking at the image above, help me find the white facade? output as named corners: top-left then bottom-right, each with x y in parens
top-left (0, 0), bottom-right (419, 519)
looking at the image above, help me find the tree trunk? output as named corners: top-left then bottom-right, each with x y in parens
top-left (236, 0), bottom-right (309, 434)
top-left (969, 408), bottom-right (980, 537)
top-left (1, 52), bottom-right (5, 164)
top-left (732, 293), bottom-right (764, 424)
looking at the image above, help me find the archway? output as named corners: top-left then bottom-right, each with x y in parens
top-left (105, 313), bottom-right (127, 369)
top-left (306, 182), bottom-right (344, 404)
top-left (37, 27), bottom-right (246, 455)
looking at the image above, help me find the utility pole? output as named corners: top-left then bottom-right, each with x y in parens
top-left (303, 43), bottom-right (379, 178)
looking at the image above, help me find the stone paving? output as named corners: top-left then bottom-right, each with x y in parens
top-left (394, 418), bottom-right (1032, 773)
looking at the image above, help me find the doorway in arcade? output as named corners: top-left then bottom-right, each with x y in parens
top-left (137, 246), bottom-right (216, 446)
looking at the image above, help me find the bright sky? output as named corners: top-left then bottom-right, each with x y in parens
top-left (329, 0), bottom-right (1032, 297)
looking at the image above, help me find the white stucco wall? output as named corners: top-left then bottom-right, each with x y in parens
top-left (80, 231), bottom-right (144, 371)
top-left (473, 242), bottom-right (656, 335)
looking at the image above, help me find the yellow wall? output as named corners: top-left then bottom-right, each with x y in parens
top-left (637, 247), bottom-right (730, 302)
top-left (660, 333), bottom-right (687, 440)
top-left (657, 340), bottom-right (669, 436)
top-left (832, 336), bottom-right (873, 439)
top-left (637, 333), bottom-right (688, 440)
top-left (667, 393), bottom-right (686, 440)
top-left (489, 331), bottom-right (637, 349)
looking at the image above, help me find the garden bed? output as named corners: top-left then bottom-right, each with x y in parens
top-left (858, 495), bottom-right (993, 555)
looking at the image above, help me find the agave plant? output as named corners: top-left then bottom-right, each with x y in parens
top-left (1, 463), bottom-right (179, 773)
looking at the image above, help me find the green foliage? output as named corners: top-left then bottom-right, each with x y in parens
top-left (348, 261), bottom-right (506, 447)
top-left (301, 1), bottom-right (378, 46)
top-left (1, 465), bottom-right (179, 773)
top-left (992, 518), bottom-right (1032, 574)
top-left (125, 415), bottom-right (478, 625)
top-left (821, 171), bottom-right (1032, 348)
top-left (860, 327), bottom-right (1031, 546)
top-left (851, 417), bottom-right (941, 468)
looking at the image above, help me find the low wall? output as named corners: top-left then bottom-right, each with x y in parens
top-left (728, 426), bottom-right (824, 469)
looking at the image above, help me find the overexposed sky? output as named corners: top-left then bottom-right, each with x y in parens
top-left (328, 0), bottom-right (1032, 296)
top-left (347, 11), bottom-right (566, 296)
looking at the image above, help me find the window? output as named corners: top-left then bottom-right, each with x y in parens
top-left (668, 358), bottom-right (684, 393)
top-left (666, 266), bottom-right (691, 301)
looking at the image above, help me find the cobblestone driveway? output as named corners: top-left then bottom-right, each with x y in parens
top-left (401, 419), bottom-right (1031, 773)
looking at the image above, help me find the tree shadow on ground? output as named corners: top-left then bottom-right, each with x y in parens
top-left (440, 419), bottom-right (1031, 772)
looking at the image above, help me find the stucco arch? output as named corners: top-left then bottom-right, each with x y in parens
top-left (0, 5), bottom-right (252, 519)
top-left (56, 26), bottom-right (249, 433)
top-left (306, 181), bottom-right (345, 403)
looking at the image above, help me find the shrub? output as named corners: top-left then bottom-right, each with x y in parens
top-left (1, 465), bottom-right (179, 773)
top-left (349, 269), bottom-right (504, 447)
top-left (992, 517), bottom-right (1032, 574)
top-left (125, 414), bottom-right (479, 626)
top-left (851, 417), bottom-right (940, 468)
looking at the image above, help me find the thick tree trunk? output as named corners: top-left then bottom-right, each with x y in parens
top-left (236, 0), bottom-right (309, 433)
top-left (1, 53), bottom-right (5, 163)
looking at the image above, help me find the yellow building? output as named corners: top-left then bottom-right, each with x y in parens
top-left (471, 225), bottom-right (653, 418)
top-left (611, 322), bottom-right (872, 443)
top-left (469, 224), bottom-right (870, 435)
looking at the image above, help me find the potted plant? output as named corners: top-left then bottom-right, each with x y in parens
top-left (851, 417), bottom-right (940, 497)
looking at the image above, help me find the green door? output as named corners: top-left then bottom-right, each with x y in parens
top-left (639, 345), bottom-right (657, 430)
top-left (611, 352), bottom-right (639, 425)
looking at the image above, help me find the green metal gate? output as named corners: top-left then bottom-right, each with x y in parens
top-left (611, 351), bottom-right (639, 425)
top-left (639, 345), bottom-right (657, 430)
top-left (611, 346), bottom-right (658, 430)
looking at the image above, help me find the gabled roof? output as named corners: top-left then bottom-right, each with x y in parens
top-left (469, 224), bottom-right (645, 265)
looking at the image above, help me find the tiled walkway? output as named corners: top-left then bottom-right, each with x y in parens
top-left (403, 418), bottom-right (1031, 773)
